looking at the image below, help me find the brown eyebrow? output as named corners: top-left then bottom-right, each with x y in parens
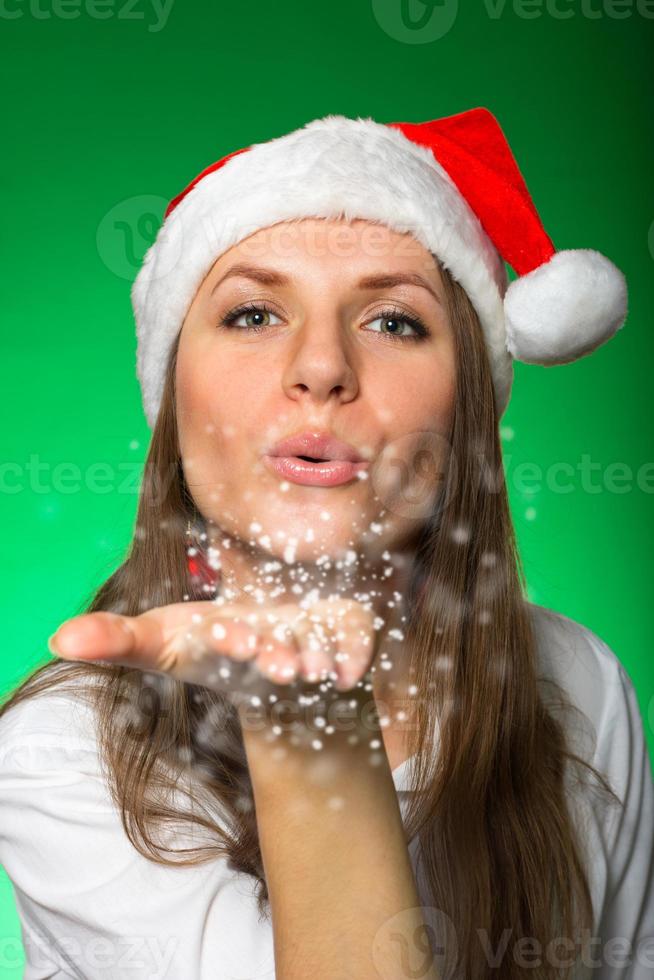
top-left (210, 263), bottom-right (442, 305)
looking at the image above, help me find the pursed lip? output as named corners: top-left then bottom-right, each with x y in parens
top-left (265, 430), bottom-right (366, 463)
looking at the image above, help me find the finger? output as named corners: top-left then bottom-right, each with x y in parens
top-left (331, 603), bottom-right (376, 692)
top-left (48, 601), bottom-right (240, 666)
top-left (49, 607), bottom-right (267, 682)
top-left (293, 612), bottom-right (338, 685)
top-left (49, 611), bottom-right (136, 662)
top-left (183, 613), bottom-right (267, 663)
top-left (157, 614), bottom-right (285, 690)
top-left (253, 624), bottom-right (301, 686)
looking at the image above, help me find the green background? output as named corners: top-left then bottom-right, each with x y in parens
top-left (1, 0), bottom-right (652, 973)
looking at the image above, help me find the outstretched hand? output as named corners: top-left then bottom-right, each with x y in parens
top-left (48, 597), bottom-right (380, 708)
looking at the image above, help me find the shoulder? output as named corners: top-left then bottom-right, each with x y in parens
top-left (527, 599), bottom-right (629, 695)
top-left (0, 668), bottom-right (107, 860)
top-left (526, 600), bottom-right (653, 853)
top-left (0, 665), bottom-right (231, 842)
top-left (0, 669), bottom-right (277, 979)
top-left (0, 665), bottom-right (100, 764)
top-left (525, 600), bottom-right (645, 764)
top-left (527, 603), bottom-right (654, 956)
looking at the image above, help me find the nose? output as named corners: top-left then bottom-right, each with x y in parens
top-left (281, 316), bottom-right (359, 405)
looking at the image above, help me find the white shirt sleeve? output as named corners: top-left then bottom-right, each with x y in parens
top-left (524, 603), bottom-right (654, 979)
top-left (590, 658), bottom-right (654, 978)
top-left (0, 724), bottom-right (276, 979)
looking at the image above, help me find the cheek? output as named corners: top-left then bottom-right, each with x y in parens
top-left (175, 346), bottom-right (227, 483)
top-left (176, 341), bottom-right (239, 438)
top-left (367, 357), bottom-right (456, 520)
top-left (176, 345), bottom-right (221, 428)
top-left (373, 352), bottom-right (456, 435)
top-left (175, 345), bottom-right (266, 485)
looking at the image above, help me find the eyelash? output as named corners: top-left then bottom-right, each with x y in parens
top-left (219, 302), bottom-right (430, 342)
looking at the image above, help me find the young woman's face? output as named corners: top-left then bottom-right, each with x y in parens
top-left (176, 218), bottom-right (456, 563)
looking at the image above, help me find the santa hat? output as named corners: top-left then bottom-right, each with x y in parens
top-left (132, 108), bottom-right (627, 428)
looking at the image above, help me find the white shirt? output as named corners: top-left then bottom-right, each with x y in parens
top-left (1, 601), bottom-right (653, 979)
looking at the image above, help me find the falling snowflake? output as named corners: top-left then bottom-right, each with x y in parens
top-left (451, 524), bottom-right (470, 545)
top-left (480, 551), bottom-right (497, 569)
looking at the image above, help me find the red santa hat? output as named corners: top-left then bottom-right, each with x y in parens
top-left (132, 107), bottom-right (627, 428)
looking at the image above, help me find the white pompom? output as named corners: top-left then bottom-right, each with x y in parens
top-left (503, 249), bottom-right (627, 365)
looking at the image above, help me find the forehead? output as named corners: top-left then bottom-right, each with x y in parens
top-left (208, 217), bottom-right (440, 282)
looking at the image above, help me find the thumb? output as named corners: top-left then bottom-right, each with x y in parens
top-left (49, 612), bottom-right (135, 661)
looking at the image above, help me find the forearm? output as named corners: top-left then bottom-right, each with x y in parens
top-left (240, 702), bottom-right (439, 979)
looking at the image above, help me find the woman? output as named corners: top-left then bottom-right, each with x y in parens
top-left (1, 109), bottom-right (651, 979)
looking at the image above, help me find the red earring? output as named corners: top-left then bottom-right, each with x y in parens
top-left (186, 519), bottom-right (218, 596)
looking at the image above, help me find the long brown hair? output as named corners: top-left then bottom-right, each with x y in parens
top-left (1, 262), bottom-right (621, 978)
